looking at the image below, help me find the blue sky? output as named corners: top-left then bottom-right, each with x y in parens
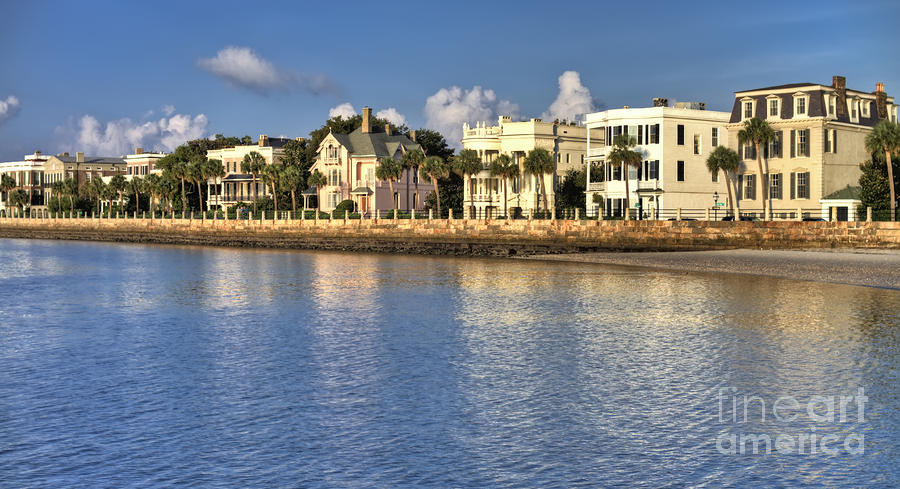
top-left (1, 0), bottom-right (898, 159)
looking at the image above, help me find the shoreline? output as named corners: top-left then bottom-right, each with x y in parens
top-left (521, 249), bottom-right (900, 289)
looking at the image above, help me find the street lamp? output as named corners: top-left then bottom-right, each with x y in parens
top-left (713, 191), bottom-right (719, 220)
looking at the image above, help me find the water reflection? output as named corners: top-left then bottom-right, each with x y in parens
top-left (0, 239), bottom-right (897, 488)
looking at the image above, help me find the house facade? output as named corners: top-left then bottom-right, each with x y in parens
top-left (309, 107), bottom-right (431, 213)
top-left (460, 116), bottom-right (599, 217)
top-left (0, 151), bottom-right (50, 210)
top-left (205, 135), bottom-right (296, 210)
top-left (726, 76), bottom-right (897, 220)
top-left (584, 101), bottom-right (731, 218)
top-left (44, 152), bottom-right (127, 202)
top-left (124, 147), bottom-right (168, 177)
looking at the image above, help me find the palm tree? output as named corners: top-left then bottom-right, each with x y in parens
top-left (85, 178), bottom-right (106, 215)
top-left (402, 148), bottom-right (425, 209)
top-left (108, 174), bottom-right (127, 213)
top-left (706, 146), bottom-right (741, 218)
top-left (376, 157), bottom-right (403, 215)
top-left (606, 135), bottom-right (643, 215)
top-left (241, 151), bottom-right (266, 213)
top-left (419, 156), bottom-right (449, 216)
top-left (49, 180), bottom-right (64, 214)
top-left (261, 162), bottom-right (283, 215)
top-left (160, 174), bottom-right (179, 212)
top-left (127, 177), bottom-right (144, 215)
top-left (865, 120), bottom-right (900, 221)
top-left (523, 148), bottom-right (556, 212)
top-left (737, 118), bottom-right (776, 220)
top-left (280, 165), bottom-right (303, 216)
top-left (453, 149), bottom-right (482, 218)
top-left (62, 178), bottom-right (77, 215)
top-left (145, 173), bottom-right (161, 217)
top-left (1, 174), bottom-right (16, 215)
top-left (307, 169), bottom-right (327, 213)
top-left (497, 154), bottom-right (519, 218)
top-left (205, 158), bottom-right (225, 213)
top-left (8, 189), bottom-right (28, 214)
top-left (487, 155), bottom-right (514, 219)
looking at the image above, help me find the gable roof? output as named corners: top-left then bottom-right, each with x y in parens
top-left (323, 127), bottom-right (421, 158)
top-left (822, 185), bottom-right (861, 200)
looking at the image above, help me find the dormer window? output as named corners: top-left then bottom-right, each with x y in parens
top-left (766, 95), bottom-right (781, 119)
top-left (861, 101), bottom-right (870, 118)
top-left (741, 98), bottom-right (755, 120)
top-left (793, 93), bottom-right (808, 117)
top-left (850, 99), bottom-right (859, 122)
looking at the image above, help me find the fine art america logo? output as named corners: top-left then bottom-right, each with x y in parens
top-left (716, 387), bottom-right (867, 456)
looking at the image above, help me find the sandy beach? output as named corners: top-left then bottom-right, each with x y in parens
top-left (523, 249), bottom-right (900, 289)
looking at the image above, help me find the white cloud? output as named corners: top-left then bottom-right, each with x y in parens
top-left (424, 86), bottom-right (519, 148)
top-left (542, 71), bottom-right (600, 122)
top-left (328, 102), bottom-right (356, 119)
top-left (57, 109), bottom-right (208, 156)
top-left (198, 46), bottom-right (337, 95)
top-left (162, 104), bottom-right (175, 116)
top-left (0, 95), bottom-right (21, 125)
top-left (375, 107), bottom-right (407, 127)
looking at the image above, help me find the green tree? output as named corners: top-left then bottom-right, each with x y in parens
top-left (706, 146), bottom-right (741, 217)
top-left (1, 174), bottom-right (16, 214)
top-left (84, 177), bottom-right (106, 215)
top-left (187, 158), bottom-right (208, 210)
top-left (126, 177), bottom-right (144, 214)
top-left (156, 152), bottom-right (190, 211)
top-left (419, 156), bottom-right (449, 216)
top-left (606, 135), bottom-right (642, 214)
top-left (261, 162), bottom-right (283, 214)
top-left (453, 149), bottom-right (482, 217)
top-left (109, 174), bottom-right (127, 212)
top-left (205, 158), bottom-right (225, 212)
top-left (241, 135), bottom-right (252, 145)
top-left (737, 118), bottom-right (776, 220)
top-left (865, 120), bottom-right (900, 221)
top-left (859, 158), bottom-right (892, 216)
top-left (281, 164), bottom-right (304, 215)
top-left (8, 189), bottom-right (28, 213)
top-left (413, 129), bottom-right (454, 160)
top-left (307, 169), bottom-right (327, 212)
top-left (62, 178), bottom-right (77, 214)
top-left (145, 173), bottom-right (161, 216)
top-left (376, 157), bottom-right (403, 214)
top-left (523, 148), bottom-right (556, 212)
top-left (554, 168), bottom-right (586, 213)
top-left (241, 151), bottom-right (266, 213)
top-left (497, 154), bottom-right (520, 218)
top-left (402, 148), bottom-right (425, 209)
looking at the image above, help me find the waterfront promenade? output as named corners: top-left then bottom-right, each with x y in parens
top-left (0, 216), bottom-right (898, 255)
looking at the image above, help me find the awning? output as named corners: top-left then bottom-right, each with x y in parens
top-left (350, 187), bottom-right (373, 195)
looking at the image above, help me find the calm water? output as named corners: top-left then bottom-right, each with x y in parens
top-left (0, 239), bottom-right (898, 488)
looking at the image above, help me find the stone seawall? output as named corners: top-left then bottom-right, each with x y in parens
top-left (0, 217), bottom-right (898, 255)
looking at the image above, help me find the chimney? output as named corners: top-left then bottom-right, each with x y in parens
top-left (258, 134), bottom-right (268, 147)
top-left (409, 130), bottom-right (416, 142)
top-left (295, 137), bottom-right (304, 142)
top-left (34, 150), bottom-right (42, 156)
top-left (832, 76), bottom-right (847, 118)
top-left (652, 97), bottom-right (669, 107)
top-left (875, 82), bottom-right (888, 120)
top-left (135, 147), bottom-right (143, 154)
top-left (76, 152), bottom-right (84, 163)
top-left (385, 123), bottom-right (392, 136)
top-left (361, 107), bottom-right (371, 133)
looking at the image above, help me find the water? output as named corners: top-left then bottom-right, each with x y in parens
top-left (0, 239), bottom-right (897, 488)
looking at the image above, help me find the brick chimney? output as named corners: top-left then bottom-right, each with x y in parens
top-left (875, 82), bottom-right (888, 120)
top-left (76, 152), bottom-right (84, 163)
top-left (361, 107), bottom-right (371, 133)
top-left (652, 97), bottom-right (669, 107)
top-left (385, 123), bottom-right (392, 136)
top-left (135, 147), bottom-right (144, 154)
top-left (409, 130), bottom-right (416, 142)
top-left (258, 134), bottom-right (268, 147)
top-left (832, 76), bottom-right (847, 118)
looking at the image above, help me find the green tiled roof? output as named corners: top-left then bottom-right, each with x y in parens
top-left (822, 185), bottom-right (861, 200)
top-left (339, 127), bottom-right (421, 158)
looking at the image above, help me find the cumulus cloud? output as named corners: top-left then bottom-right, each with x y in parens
top-left (375, 107), bottom-right (407, 127)
top-left (198, 46), bottom-right (338, 95)
top-left (0, 95), bottom-right (21, 125)
top-left (542, 71), bottom-right (602, 122)
top-left (162, 104), bottom-right (175, 116)
top-left (424, 86), bottom-right (520, 148)
top-left (329, 102), bottom-right (356, 119)
top-left (56, 108), bottom-right (208, 156)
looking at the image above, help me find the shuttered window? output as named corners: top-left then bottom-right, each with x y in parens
top-left (677, 125), bottom-right (685, 145)
top-left (797, 172), bottom-right (810, 199)
top-left (744, 174), bottom-right (756, 200)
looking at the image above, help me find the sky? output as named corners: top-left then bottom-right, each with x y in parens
top-left (1, 0), bottom-right (898, 160)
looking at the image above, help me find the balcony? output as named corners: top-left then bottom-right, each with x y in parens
top-left (322, 157), bottom-right (341, 165)
top-left (588, 182), bottom-right (606, 191)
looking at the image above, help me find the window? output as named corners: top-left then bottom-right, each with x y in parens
top-left (648, 160), bottom-right (659, 179)
top-left (796, 97), bottom-right (806, 115)
top-left (649, 124), bottom-right (660, 144)
top-left (328, 168), bottom-right (341, 186)
top-left (767, 132), bottom-right (782, 159)
top-left (743, 101), bottom-right (754, 119)
top-left (693, 134), bottom-right (701, 155)
top-left (677, 125), bottom-right (685, 145)
top-left (677, 161), bottom-right (685, 182)
top-left (796, 172), bottom-right (809, 199)
top-left (744, 174), bottom-right (756, 199)
top-left (824, 129), bottom-right (837, 153)
top-left (743, 143), bottom-right (756, 160)
top-left (328, 192), bottom-right (341, 208)
top-left (768, 98), bottom-right (780, 117)
top-left (769, 173), bottom-right (782, 199)
top-left (711, 127), bottom-right (719, 147)
top-left (828, 96), bottom-right (836, 116)
top-left (797, 129), bottom-right (809, 157)
top-left (862, 101), bottom-right (870, 118)
top-left (712, 170), bottom-right (718, 182)
top-left (851, 100), bottom-right (858, 121)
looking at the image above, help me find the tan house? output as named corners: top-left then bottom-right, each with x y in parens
top-left (0, 151), bottom-right (50, 210)
top-left (727, 76), bottom-right (897, 220)
top-left (309, 107), bottom-right (431, 213)
top-left (460, 116), bottom-right (600, 218)
top-left (205, 135), bottom-right (297, 210)
top-left (44, 151), bottom-right (126, 202)
top-left (124, 148), bottom-right (168, 177)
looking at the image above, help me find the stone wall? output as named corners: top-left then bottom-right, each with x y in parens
top-left (0, 216), bottom-right (898, 255)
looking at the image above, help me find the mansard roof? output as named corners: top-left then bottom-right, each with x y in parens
top-left (325, 126), bottom-right (422, 158)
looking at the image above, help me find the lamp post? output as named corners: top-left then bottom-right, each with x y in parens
top-left (713, 191), bottom-right (719, 220)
